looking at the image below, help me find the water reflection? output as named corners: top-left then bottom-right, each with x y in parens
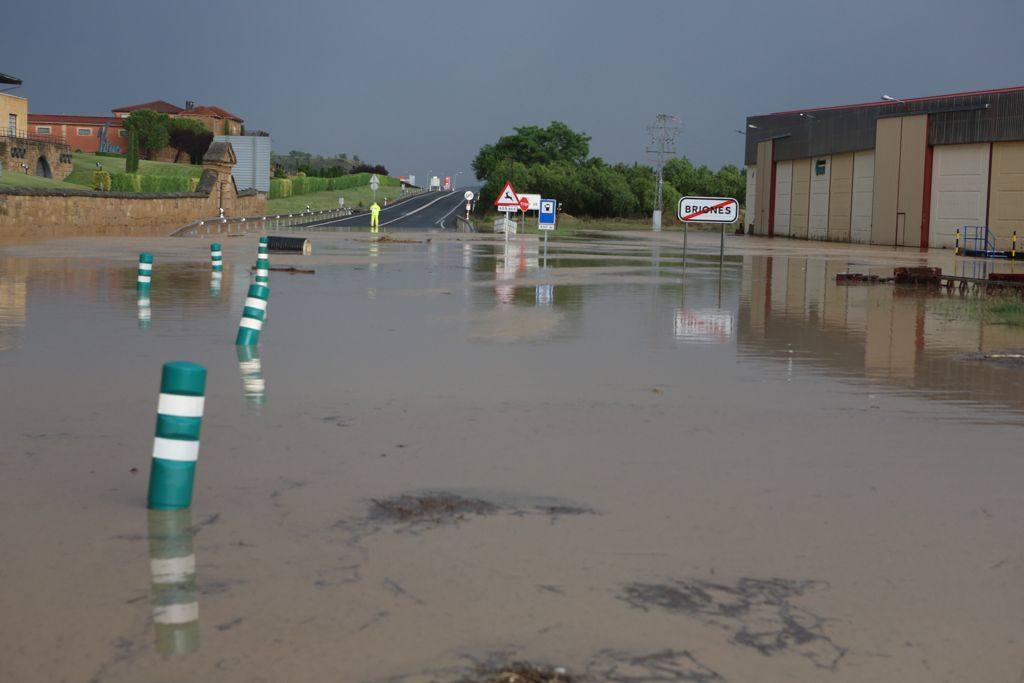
top-left (147, 509), bottom-right (199, 655)
top-left (0, 258), bottom-right (27, 351)
top-left (210, 271), bottom-right (222, 298)
top-left (137, 293), bottom-right (151, 329)
top-left (739, 255), bottom-right (1024, 413)
top-left (237, 345), bottom-right (266, 407)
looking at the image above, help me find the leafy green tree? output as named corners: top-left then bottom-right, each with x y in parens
top-left (126, 129), bottom-right (139, 173)
top-left (472, 121), bottom-right (591, 180)
top-left (123, 109), bottom-right (170, 159)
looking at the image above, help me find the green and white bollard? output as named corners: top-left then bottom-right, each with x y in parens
top-left (137, 252), bottom-right (154, 292)
top-left (148, 509), bottom-right (199, 654)
top-left (255, 237), bottom-right (269, 285)
top-left (210, 243), bottom-right (222, 272)
top-left (147, 362), bottom-right (206, 510)
top-left (235, 283), bottom-right (269, 346)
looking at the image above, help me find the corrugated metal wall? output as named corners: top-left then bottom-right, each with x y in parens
top-left (851, 151), bottom-right (874, 243)
top-left (897, 115), bottom-right (928, 247)
top-left (988, 141), bottom-right (1024, 249)
top-left (809, 156), bottom-right (830, 239)
top-left (790, 158), bottom-right (811, 238)
top-left (928, 143), bottom-right (990, 248)
top-left (214, 135), bottom-right (271, 193)
top-left (755, 141), bottom-right (774, 235)
top-left (773, 160), bottom-right (793, 236)
top-left (827, 152), bottom-right (854, 242)
top-left (871, 118), bottom-right (903, 246)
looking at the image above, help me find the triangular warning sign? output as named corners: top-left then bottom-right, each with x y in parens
top-left (493, 180), bottom-right (520, 207)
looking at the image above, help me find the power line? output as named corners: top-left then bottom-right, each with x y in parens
top-left (646, 113), bottom-right (680, 231)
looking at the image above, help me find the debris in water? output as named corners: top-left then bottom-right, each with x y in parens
top-left (620, 577), bottom-right (846, 671)
top-left (458, 662), bottom-right (572, 683)
top-left (369, 493), bottom-right (500, 524)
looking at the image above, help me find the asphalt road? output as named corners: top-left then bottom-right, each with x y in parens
top-left (301, 190), bottom-right (471, 231)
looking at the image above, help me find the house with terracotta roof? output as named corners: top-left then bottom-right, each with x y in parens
top-left (111, 100), bottom-right (184, 117)
top-left (28, 113), bottom-right (125, 153)
top-left (178, 102), bottom-right (243, 136)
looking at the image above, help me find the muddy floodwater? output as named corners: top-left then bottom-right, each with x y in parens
top-left (2, 229), bottom-right (1024, 682)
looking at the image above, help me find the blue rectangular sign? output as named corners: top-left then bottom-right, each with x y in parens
top-left (539, 198), bottom-right (556, 230)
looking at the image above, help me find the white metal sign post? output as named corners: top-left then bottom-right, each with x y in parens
top-left (369, 174), bottom-right (380, 204)
top-left (678, 196), bottom-right (739, 256)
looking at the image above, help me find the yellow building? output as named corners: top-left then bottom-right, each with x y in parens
top-left (1, 72), bottom-right (28, 136)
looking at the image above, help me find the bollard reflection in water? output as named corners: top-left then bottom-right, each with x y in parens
top-left (147, 509), bottom-right (199, 655)
top-left (236, 344), bottom-right (266, 406)
top-left (137, 294), bottom-right (151, 329)
top-left (210, 271), bottom-right (222, 297)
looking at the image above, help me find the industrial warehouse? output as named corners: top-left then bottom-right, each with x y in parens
top-left (744, 86), bottom-right (1024, 250)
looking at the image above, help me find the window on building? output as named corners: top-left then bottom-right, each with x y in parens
top-left (118, 130), bottom-right (128, 138)
top-left (36, 126), bottom-right (51, 135)
top-left (77, 128), bottom-right (93, 136)
top-left (815, 159), bottom-right (827, 176)
top-left (8, 114), bottom-right (16, 136)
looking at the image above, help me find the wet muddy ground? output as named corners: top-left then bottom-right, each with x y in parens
top-left (2, 229), bottom-right (1024, 681)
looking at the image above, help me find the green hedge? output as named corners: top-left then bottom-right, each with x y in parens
top-left (269, 173), bottom-right (400, 200)
top-left (109, 173), bottom-right (194, 193)
top-left (92, 170), bottom-right (112, 191)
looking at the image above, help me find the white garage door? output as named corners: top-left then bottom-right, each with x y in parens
top-left (929, 143), bottom-right (990, 249)
top-left (809, 156), bottom-right (831, 239)
top-left (773, 160), bottom-right (792, 237)
top-left (745, 166), bottom-right (756, 231)
top-left (852, 150), bottom-right (874, 244)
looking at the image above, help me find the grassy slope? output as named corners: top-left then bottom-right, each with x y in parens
top-left (267, 184), bottom-right (405, 214)
top-left (932, 295), bottom-right (1024, 327)
top-left (0, 171), bottom-right (69, 189)
top-left (64, 152), bottom-right (202, 186)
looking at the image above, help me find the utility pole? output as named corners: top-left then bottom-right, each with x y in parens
top-left (646, 114), bottom-right (680, 232)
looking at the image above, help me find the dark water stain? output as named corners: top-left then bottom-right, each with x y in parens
top-left (216, 617), bottom-right (244, 631)
top-left (620, 578), bottom-right (846, 671)
top-left (587, 649), bottom-right (722, 682)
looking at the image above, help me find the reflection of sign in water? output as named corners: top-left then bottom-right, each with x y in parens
top-left (536, 284), bottom-right (553, 306)
top-left (674, 308), bottom-right (734, 342)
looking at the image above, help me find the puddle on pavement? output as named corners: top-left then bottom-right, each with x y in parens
top-left (2, 231), bottom-right (1024, 682)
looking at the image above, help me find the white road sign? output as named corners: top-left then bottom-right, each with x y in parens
top-left (494, 180), bottom-right (520, 209)
top-left (369, 174), bottom-right (380, 191)
top-left (464, 190), bottom-right (474, 201)
top-left (677, 196), bottom-right (739, 223)
top-left (518, 193), bottom-right (541, 211)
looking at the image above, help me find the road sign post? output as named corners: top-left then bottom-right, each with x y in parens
top-left (369, 174), bottom-right (380, 204)
top-left (677, 196), bottom-right (739, 259)
top-left (539, 198), bottom-right (556, 247)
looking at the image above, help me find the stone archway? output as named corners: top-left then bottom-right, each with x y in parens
top-left (35, 155), bottom-right (52, 179)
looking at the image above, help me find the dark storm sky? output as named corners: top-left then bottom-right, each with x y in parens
top-left (6, 0), bottom-right (1022, 183)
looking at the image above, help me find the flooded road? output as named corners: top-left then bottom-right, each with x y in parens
top-left (2, 230), bottom-right (1024, 682)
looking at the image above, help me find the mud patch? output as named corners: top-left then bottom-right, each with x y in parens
top-left (333, 491), bottom-right (595, 540)
top-left (587, 649), bottom-right (721, 682)
top-left (620, 578), bottom-right (845, 671)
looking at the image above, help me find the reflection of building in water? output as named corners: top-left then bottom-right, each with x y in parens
top-left (148, 509), bottom-right (199, 655)
top-left (0, 259), bottom-right (27, 352)
top-left (236, 344), bottom-right (266, 407)
top-left (739, 255), bottom-right (1024, 412)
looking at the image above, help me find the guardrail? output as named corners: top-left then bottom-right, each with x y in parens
top-left (169, 207), bottom-right (355, 237)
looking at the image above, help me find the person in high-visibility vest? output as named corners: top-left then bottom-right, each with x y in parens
top-left (370, 202), bottom-right (381, 233)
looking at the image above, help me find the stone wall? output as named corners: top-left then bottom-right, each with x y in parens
top-left (0, 142), bottom-right (265, 238)
top-left (0, 136), bottom-right (74, 181)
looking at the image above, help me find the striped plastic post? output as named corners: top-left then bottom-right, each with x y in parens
top-left (148, 509), bottom-right (199, 654)
top-left (147, 362), bottom-right (206, 510)
top-left (210, 243), bottom-right (222, 272)
top-left (137, 252), bottom-right (154, 292)
top-left (255, 237), bottom-right (269, 285)
top-left (235, 283), bottom-right (269, 346)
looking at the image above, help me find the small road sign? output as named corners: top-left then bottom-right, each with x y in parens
top-left (464, 190), bottom-right (474, 201)
top-left (494, 181), bottom-right (520, 212)
top-left (539, 198), bottom-right (556, 230)
top-left (677, 196), bottom-right (739, 223)
top-left (518, 193), bottom-right (541, 211)
top-left (338, 197), bottom-right (345, 208)
top-left (518, 196), bottom-right (530, 212)
top-left (369, 175), bottom-right (380, 191)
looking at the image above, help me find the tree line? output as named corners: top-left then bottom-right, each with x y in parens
top-left (271, 150), bottom-right (388, 178)
top-left (473, 122), bottom-right (745, 219)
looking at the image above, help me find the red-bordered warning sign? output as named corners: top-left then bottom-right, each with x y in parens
top-left (677, 196), bottom-right (739, 223)
top-left (494, 181), bottom-right (520, 208)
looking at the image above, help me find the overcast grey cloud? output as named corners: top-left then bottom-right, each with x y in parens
top-left (5, 0), bottom-right (1022, 183)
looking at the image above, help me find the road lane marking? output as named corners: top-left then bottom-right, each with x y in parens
top-left (380, 191), bottom-right (458, 227)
